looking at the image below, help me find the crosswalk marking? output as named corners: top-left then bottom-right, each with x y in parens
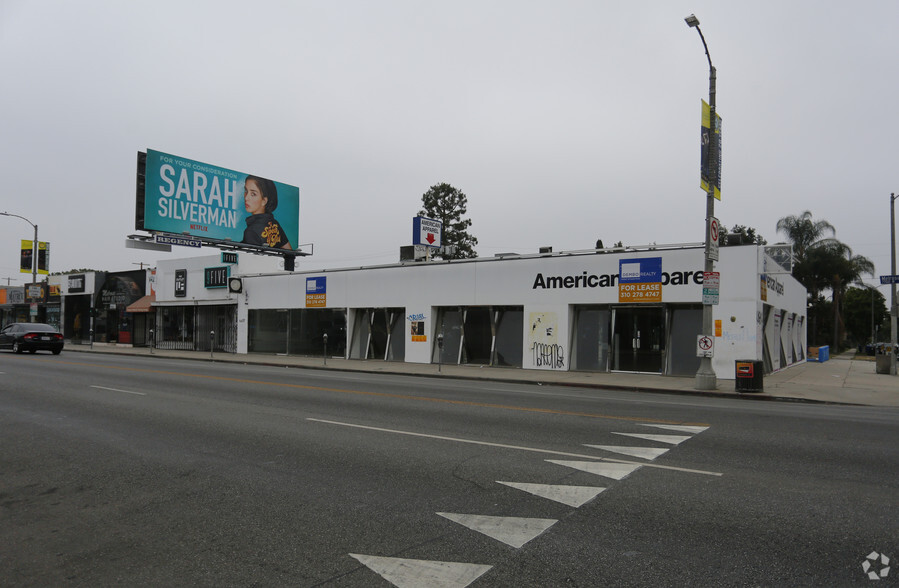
top-left (582, 445), bottom-right (670, 460)
top-left (437, 513), bottom-right (557, 548)
top-left (612, 432), bottom-right (692, 445)
top-left (349, 554), bottom-right (492, 588)
top-left (641, 424), bottom-right (709, 434)
top-left (497, 481), bottom-right (606, 507)
top-left (546, 460), bottom-right (642, 480)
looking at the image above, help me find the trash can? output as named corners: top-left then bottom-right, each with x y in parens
top-left (735, 360), bottom-right (764, 393)
top-left (875, 352), bottom-right (891, 374)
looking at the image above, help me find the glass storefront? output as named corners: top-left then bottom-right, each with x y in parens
top-left (432, 306), bottom-right (524, 367)
top-left (156, 305), bottom-right (236, 352)
top-left (349, 308), bottom-right (405, 361)
top-left (248, 308), bottom-right (347, 357)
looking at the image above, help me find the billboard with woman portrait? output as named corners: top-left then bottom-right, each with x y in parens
top-left (139, 149), bottom-right (299, 250)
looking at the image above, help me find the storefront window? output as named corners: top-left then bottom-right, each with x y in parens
top-left (433, 306), bottom-right (523, 367)
top-left (573, 307), bottom-right (611, 372)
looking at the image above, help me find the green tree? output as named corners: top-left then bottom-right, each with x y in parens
top-left (775, 211), bottom-right (836, 268)
top-left (777, 211), bottom-right (838, 345)
top-left (844, 286), bottom-right (888, 346)
top-left (417, 183), bottom-right (478, 259)
top-left (719, 224), bottom-right (766, 246)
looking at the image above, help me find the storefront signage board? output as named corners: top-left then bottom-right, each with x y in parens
top-left (306, 277), bottom-right (326, 307)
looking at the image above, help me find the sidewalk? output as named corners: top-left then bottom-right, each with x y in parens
top-left (64, 344), bottom-right (899, 407)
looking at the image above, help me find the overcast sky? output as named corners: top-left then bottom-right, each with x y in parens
top-left (1, 1), bottom-right (897, 289)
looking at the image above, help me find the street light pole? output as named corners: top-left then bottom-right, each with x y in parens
top-left (0, 211), bottom-right (38, 322)
top-left (891, 193), bottom-right (897, 375)
top-left (686, 14), bottom-right (718, 390)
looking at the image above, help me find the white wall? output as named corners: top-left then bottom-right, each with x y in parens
top-left (186, 245), bottom-right (808, 378)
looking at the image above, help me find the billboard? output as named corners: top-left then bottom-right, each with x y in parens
top-left (139, 149), bottom-right (299, 250)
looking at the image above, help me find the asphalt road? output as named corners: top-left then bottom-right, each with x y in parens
top-left (1, 352), bottom-right (897, 586)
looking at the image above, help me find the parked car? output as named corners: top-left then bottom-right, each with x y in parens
top-left (0, 323), bottom-right (64, 355)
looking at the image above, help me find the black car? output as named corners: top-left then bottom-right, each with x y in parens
top-left (0, 322), bottom-right (64, 355)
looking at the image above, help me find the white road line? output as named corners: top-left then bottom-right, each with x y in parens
top-left (437, 513), bottom-right (557, 549)
top-left (349, 554), bottom-right (492, 588)
top-left (89, 385), bottom-right (146, 396)
top-left (497, 481), bottom-right (606, 508)
top-left (307, 418), bottom-right (722, 476)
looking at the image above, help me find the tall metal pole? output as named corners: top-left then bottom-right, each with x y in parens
top-left (891, 193), bottom-right (897, 375)
top-left (1, 211), bottom-right (39, 322)
top-left (687, 15), bottom-right (718, 390)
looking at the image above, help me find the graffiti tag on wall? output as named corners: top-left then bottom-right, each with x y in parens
top-left (529, 312), bottom-right (565, 369)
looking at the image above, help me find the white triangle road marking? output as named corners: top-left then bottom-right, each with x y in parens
top-left (613, 432), bottom-right (692, 445)
top-left (497, 481), bottom-right (606, 508)
top-left (349, 553), bottom-right (492, 588)
top-left (546, 460), bottom-right (642, 480)
top-left (437, 512), bottom-right (557, 549)
top-left (642, 424), bottom-right (709, 434)
top-left (583, 445), bottom-right (670, 460)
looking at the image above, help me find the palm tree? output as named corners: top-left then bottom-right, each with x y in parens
top-left (806, 241), bottom-right (875, 349)
top-left (776, 211), bottom-right (837, 265)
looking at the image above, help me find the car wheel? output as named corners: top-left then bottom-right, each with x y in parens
top-left (29, 349), bottom-right (37, 354)
top-left (13, 342), bottom-right (23, 354)
top-left (52, 349), bottom-right (62, 355)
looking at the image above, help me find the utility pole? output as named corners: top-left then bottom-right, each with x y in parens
top-left (891, 193), bottom-right (897, 375)
top-left (686, 14), bottom-right (719, 390)
top-left (1, 211), bottom-right (38, 322)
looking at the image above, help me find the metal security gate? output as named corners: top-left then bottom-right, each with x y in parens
top-left (155, 305), bottom-right (237, 352)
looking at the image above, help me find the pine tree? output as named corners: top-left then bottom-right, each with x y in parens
top-left (417, 183), bottom-right (478, 259)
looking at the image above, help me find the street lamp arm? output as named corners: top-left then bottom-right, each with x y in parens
top-left (0, 211), bottom-right (37, 229)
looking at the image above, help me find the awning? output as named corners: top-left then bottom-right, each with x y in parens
top-left (125, 294), bottom-right (155, 313)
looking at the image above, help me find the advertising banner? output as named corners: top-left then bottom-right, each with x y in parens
top-left (142, 149), bottom-right (299, 250)
top-left (701, 100), bottom-right (722, 201)
top-left (20, 240), bottom-right (49, 275)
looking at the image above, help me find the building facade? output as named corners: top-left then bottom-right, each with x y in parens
top-left (193, 243), bottom-right (806, 379)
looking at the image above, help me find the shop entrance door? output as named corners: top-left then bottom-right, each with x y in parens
top-left (612, 306), bottom-right (666, 373)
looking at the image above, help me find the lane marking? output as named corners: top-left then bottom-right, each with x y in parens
top-left (642, 424), bottom-right (710, 434)
top-left (437, 513), bottom-right (557, 549)
top-left (89, 385), bottom-right (146, 396)
top-left (613, 432), bottom-right (692, 445)
top-left (583, 445), bottom-right (670, 460)
top-left (36, 358), bottom-right (711, 427)
top-left (546, 460), bottom-right (642, 481)
top-left (307, 418), bottom-right (723, 476)
top-left (349, 554), bottom-right (492, 588)
top-left (497, 481), bottom-right (606, 508)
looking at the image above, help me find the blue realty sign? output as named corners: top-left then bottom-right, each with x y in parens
top-left (618, 257), bottom-right (663, 283)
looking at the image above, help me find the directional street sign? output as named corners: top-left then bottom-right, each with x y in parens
top-left (413, 216), bottom-right (442, 248)
top-left (880, 275), bottom-right (899, 285)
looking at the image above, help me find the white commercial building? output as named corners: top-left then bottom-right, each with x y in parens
top-left (152, 243), bottom-right (806, 380)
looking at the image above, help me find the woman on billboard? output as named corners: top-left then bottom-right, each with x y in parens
top-left (242, 175), bottom-right (292, 249)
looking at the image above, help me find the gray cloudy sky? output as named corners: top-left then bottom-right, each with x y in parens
top-left (1, 1), bottom-right (897, 287)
